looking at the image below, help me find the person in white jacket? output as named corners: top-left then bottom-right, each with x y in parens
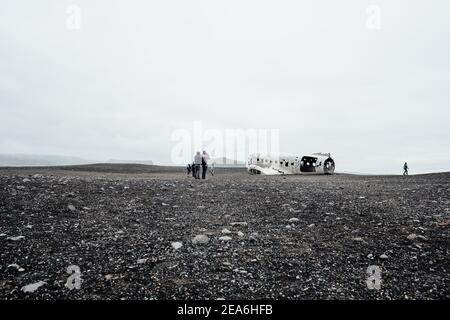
top-left (193, 151), bottom-right (202, 179)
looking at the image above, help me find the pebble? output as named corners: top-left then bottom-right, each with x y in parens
top-left (21, 281), bottom-right (46, 293)
top-left (192, 234), bottom-right (209, 245)
top-left (7, 236), bottom-right (25, 241)
top-left (407, 233), bottom-right (417, 240)
top-left (219, 236), bottom-right (232, 241)
top-left (230, 222), bottom-right (248, 226)
top-left (171, 241), bottom-right (183, 250)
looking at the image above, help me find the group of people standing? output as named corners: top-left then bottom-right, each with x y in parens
top-left (187, 151), bottom-right (213, 179)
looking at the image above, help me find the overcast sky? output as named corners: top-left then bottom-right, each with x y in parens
top-left (1, 0), bottom-right (449, 173)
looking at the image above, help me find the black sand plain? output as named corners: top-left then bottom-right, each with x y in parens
top-left (0, 164), bottom-right (449, 299)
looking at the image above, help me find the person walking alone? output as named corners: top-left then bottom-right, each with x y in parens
top-left (403, 162), bottom-right (409, 176)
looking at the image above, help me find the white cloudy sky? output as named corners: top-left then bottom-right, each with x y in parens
top-left (1, 0), bottom-right (449, 173)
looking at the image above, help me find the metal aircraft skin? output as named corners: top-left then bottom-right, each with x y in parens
top-left (247, 152), bottom-right (335, 175)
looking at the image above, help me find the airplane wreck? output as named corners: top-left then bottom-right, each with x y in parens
top-left (247, 153), bottom-right (335, 175)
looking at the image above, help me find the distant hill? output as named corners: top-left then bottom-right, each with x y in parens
top-left (0, 154), bottom-right (94, 166)
top-left (105, 159), bottom-right (153, 165)
top-left (0, 154), bottom-right (154, 167)
top-left (213, 157), bottom-right (246, 167)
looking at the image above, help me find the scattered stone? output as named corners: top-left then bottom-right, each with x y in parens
top-left (237, 231), bottom-right (244, 237)
top-left (7, 236), bottom-right (25, 241)
top-left (192, 234), bottom-right (209, 245)
top-left (289, 218), bottom-right (299, 222)
top-left (171, 241), bottom-right (183, 250)
top-left (230, 222), bottom-right (248, 226)
top-left (221, 228), bottom-right (232, 234)
top-left (407, 233), bottom-right (417, 240)
top-left (380, 254), bottom-right (388, 260)
top-left (21, 281), bottom-right (46, 293)
top-left (68, 204), bottom-right (76, 211)
top-left (219, 236), bottom-right (232, 241)
top-left (137, 258), bottom-right (148, 264)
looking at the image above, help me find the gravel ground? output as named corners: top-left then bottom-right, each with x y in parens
top-left (0, 165), bottom-right (449, 300)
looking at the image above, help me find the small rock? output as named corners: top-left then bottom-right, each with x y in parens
top-left (171, 241), bottom-right (183, 250)
top-left (289, 218), bottom-right (299, 222)
top-left (380, 254), bottom-right (388, 260)
top-left (68, 204), bottom-right (76, 211)
top-left (230, 222), bottom-right (248, 226)
top-left (407, 233), bottom-right (417, 240)
top-left (219, 236), bottom-right (232, 241)
top-left (192, 234), bottom-right (209, 245)
top-left (7, 236), bottom-right (25, 241)
top-left (105, 274), bottom-right (113, 280)
top-left (237, 231), bottom-right (244, 237)
top-left (221, 228), bottom-right (232, 234)
top-left (22, 178), bottom-right (31, 183)
top-left (367, 254), bottom-right (373, 259)
top-left (137, 258), bottom-right (147, 264)
top-left (21, 281), bottom-right (46, 293)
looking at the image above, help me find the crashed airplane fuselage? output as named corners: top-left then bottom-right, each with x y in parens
top-left (247, 153), bottom-right (335, 175)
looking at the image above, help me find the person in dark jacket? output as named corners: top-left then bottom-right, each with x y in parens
top-left (201, 151), bottom-right (210, 179)
top-left (186, 163), bottom-right (192, 176)
top-left (403, 162), bottom-right (409, 176)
